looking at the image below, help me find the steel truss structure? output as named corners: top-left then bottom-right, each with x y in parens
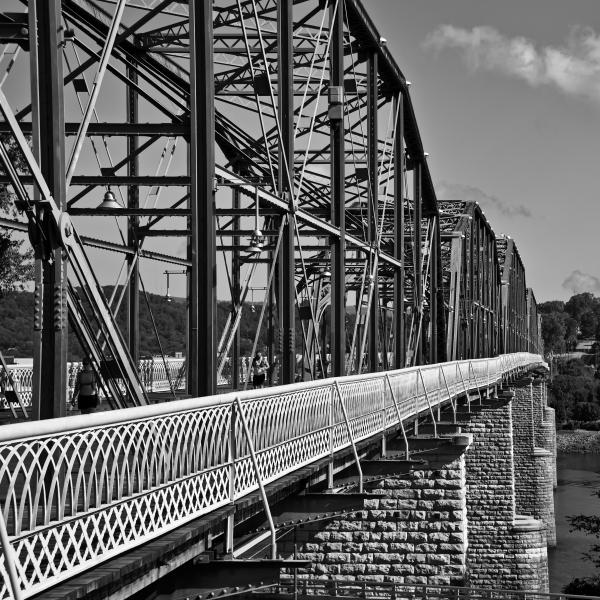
top-left (0, 0), bottom-right (542, 419)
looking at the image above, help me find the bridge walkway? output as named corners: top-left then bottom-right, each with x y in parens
top-left (0, 354), bottom-right (544, 600)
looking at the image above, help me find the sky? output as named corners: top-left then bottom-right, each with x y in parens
top-left (365, 0), bottom-right (600, 301)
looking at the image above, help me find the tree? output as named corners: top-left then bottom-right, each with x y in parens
top-left (581, 310), bottom-right (599, 339)
top-left (566, 508), bottom-right (600, 594)
top-left (0, 136), bottom-right (33, 295)
top-left (539, 300), bottom-right (565, 314)
top-left (566, 293), bottom-right (596, 323)
top-left (541, 311), bottom-right (566, 352)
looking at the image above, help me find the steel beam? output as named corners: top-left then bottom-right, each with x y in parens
top-left (30, 0), bottom-right (68, 419)
top-left (278, 0), bottom-right (296, 385)
top-left (393, 92), bottom-right (404, 369)
top-left (414, 160), bottom-right (422, 366)
top-left (329, 0), bottom-right (345, 377)
top-left (189, 0), bottom-right (216, 396)
top-left (367, 50), bottom-right (379, 373)
top-left (127, 55), bottom-right (140, 365)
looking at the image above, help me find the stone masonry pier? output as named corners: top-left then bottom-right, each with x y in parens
top-left (281, 370), bottom-right (555, 592)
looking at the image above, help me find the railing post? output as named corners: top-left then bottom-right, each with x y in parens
top-left (385, 374), bottom-right (409, 460)
top-left (328, 384), bottom-right (334, 488)
top-left (439, 366), bottom-right (456, 424)
top-left (225, 402), bottom-right (236, 555)
top-left (456, 362), bottom-right (470, 413)
top-left (234, 396), bottom-right (277, 559)
top-left (0, 512), bottom-right (24, 600)
top-left (414, 371), bottom-right (419, 435)
top-left (469, 361), bottom-right (483, 404)
top-left (334, 380), bottom-right (363, 493)
top-left (418, 369), bottom-right (437, 437)
top-left (381, 377), bottom-right (387, 457)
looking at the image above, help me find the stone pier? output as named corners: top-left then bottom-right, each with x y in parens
top-left (284, 372), bottom-right (556, 591)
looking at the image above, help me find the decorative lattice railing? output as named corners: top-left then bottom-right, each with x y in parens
top-left (0, 353), bottom-right (544, 599)
top-left (1, 358), bottom-right (188, 410)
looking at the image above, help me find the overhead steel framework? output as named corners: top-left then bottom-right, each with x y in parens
top-left (0, 0), bottom-right (542, 420)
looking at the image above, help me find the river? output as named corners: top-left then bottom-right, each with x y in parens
top-left (549, 453), bottom-right (600, 591)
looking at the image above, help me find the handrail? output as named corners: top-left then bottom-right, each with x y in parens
top-left (0, 353), bottom-right (545, 599)
top-left (269, 579), bottom-right (599, 600)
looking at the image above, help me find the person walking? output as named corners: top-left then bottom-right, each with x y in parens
top-left (252, 352), bottom-right (269, 389)
top-left (73, 357), bottom-right (99, 414)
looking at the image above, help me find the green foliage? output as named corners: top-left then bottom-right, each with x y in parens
top-left (573, 402), bottom-right (600, 422)
top-left (541, 292), bottom-right (600, 351)
top-left (564, 576), bottom-right (600, 595)
top-left (541, 312), bottom-right (566, 353)
top-left (539, 300), bottom-right (565, 314)
top-left (0, 288), bottom-right (280, 360)
top-left (549, 359), bottom-right (600, 423)
top-left (0, 135), bottom-right (33, 295)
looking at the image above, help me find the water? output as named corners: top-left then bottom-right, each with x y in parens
top-left (549, 453), bottom-right (600, 591)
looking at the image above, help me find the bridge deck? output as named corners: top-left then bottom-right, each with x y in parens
top-left (0, 354), bottom-right (544, 600)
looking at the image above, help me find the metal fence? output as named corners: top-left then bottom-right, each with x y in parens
top-left (0, 353), bottom-right (544, 600)
top-left (1, 358), bottom-right (188, 410)
top-left (265, 580), bottom-right (597, 600)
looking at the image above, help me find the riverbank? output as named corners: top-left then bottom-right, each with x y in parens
top-left (557, 429), bottom-right (600, 454)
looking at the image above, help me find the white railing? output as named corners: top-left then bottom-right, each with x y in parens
top-left (1, 358), bottom-right (188, 410)
top-left (0, 353), bottom-right (544, 600)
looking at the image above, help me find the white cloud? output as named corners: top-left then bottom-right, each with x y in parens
top-left (436, 181), bottom-right (531, 218)
top-left (562, 270), bottom-right (600, 295)
top-left (423, 25), bottom-right (600, 102)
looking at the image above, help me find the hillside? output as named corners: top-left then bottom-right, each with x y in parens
top-left (0, 289), bottom-right (356, 360)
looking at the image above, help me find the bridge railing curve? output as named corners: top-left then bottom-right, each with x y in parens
top-left (0, 353), bottom-right (544, 600)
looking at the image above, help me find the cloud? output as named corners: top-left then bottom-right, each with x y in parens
top-left (436, 181), bottom-right (532, 218)
top-left (423, 25), bottom-right (600, 102)
top-left (562, 270), bottom-right (600, 295)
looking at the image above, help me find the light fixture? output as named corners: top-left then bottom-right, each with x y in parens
top-left (98, 187), bottom-right (121, 210)
top-left (322, 251), bottom-right (332, 278)
top-left (248, 187), bottom-right (264, 254)
top-left (164, 269), bottom-right (186, 302)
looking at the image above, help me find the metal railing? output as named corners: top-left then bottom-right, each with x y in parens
top-left (0, 353), bottom-right (544, 600)
top-left (1, 358), bottom-right (188, 410)
top-left (265, 579), bottom-right (598, 600)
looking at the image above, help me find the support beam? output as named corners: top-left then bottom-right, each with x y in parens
top-left (430, 215), bottom-right (439, 364)
top-left (189, 0), bottom-right (216, 396)
top-left (127, 52), bottom-right (140, 365)
top-left (329, 0), bottom-right (345, 377)
top-left (30, 0), bottom-right (68, 419)
top-left (367, 50), bottom-right (379, 373)
top-left (278, 0), bottom-right (296, 385)
top-left (393, 91), bottom-right (404, 369)
top-left (413, 160), bottom-right (422, 366)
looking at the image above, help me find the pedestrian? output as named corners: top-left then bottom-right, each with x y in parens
top-left (73, 356), bottom-right (99, 414)
top-left (252, 351), bottom-right (269, 389)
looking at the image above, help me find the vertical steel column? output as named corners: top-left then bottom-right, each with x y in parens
top-left (126, 57), bottom-right (140, 364)
top-left (329, 0), bottom-right (345, 377)
top-left (30, 0), bottom-right (68, 419)
top-left (232, 187), bottom-right (240, 390)
top-left (278, 0), bottom-right (296, 384)
top-left (430, 215), bottom-right (439, 364)
top-left (367, 50), bottom-right (379, 373)
top-left (189, 0), bottom-right (216, 396)
top-left (393, 91), bottom-right (404, 369)
top-left (413, 160), bottom-right (422, 365)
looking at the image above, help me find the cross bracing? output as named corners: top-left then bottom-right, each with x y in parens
top-left (0, 0), bottom-right (542, 422)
